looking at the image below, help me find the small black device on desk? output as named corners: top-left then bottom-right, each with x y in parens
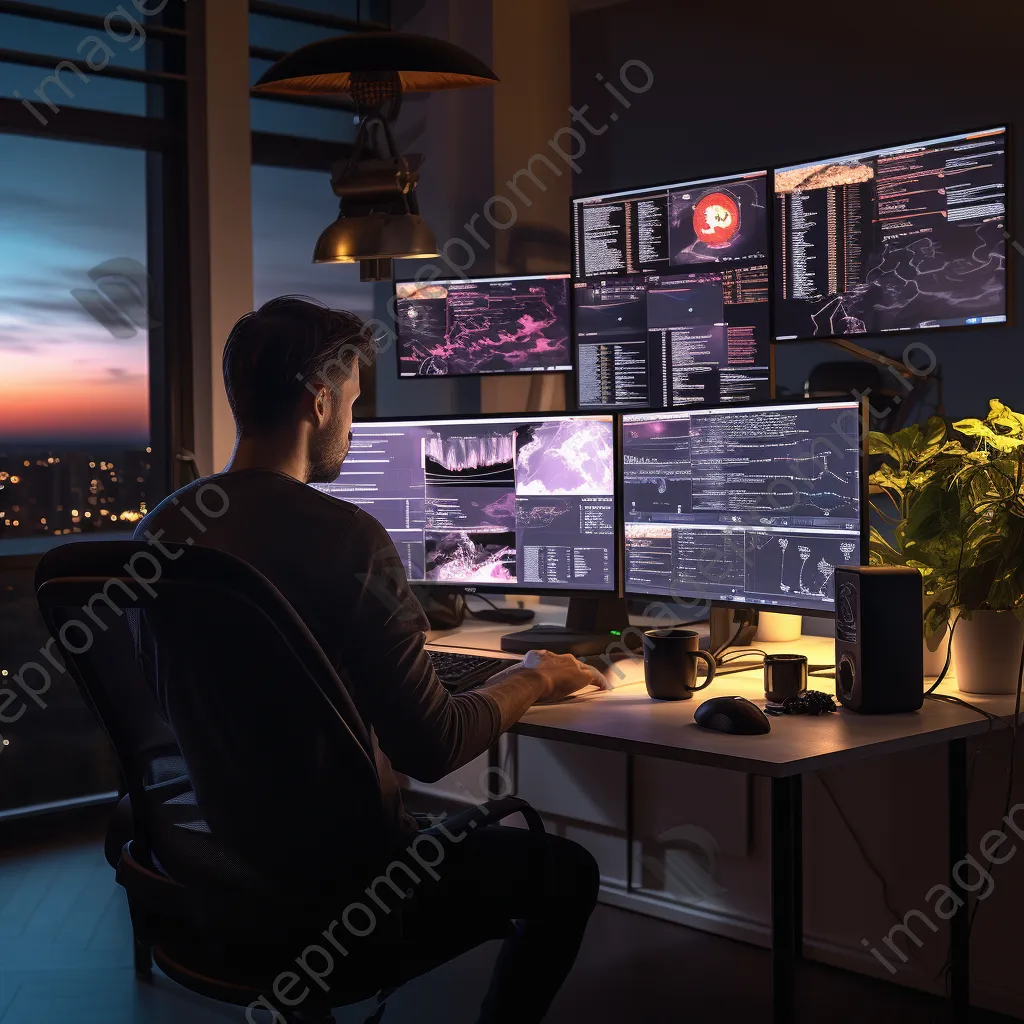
top-left (834, 565), bottom-right (924, 713)
top-left (694, 696), bottom-right (772, 735)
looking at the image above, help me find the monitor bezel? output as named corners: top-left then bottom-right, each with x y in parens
top-left (391, 272), bottom-right (574, 381)
top-left (568, 166), bottom-right (773, 413)
top-left (337, 410), bottom-right (622, 599)
top-left (770, 123), bottom-right (1013, 346)
top-left (617, 397), bottom-right (870, 619)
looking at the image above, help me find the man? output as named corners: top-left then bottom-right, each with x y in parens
top-left (136, 295), bottom-right (600, 1023)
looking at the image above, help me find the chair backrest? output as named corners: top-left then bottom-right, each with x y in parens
top-left (36, 541), bottom-right (389, 889)
top-left (34, 543), bottom-right (182, 806)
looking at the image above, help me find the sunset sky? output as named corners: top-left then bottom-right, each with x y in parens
top-left (0, 147), bottom-right (372, 448)
top-left (0, 134), bottom-right (150, 444)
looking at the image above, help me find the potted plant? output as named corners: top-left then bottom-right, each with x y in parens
top-left (869, 400), bottom-right (1024, 694)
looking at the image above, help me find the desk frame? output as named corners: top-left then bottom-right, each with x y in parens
top-left (509, 723), bottom-right (973, 1023)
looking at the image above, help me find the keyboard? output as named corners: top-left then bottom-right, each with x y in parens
top-left (428, 650), bottom-right (510, 694)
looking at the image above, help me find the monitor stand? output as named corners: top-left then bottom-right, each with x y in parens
top-left (709, 605), bottom-right (759, 660)
top-left (500, 596), bottom-right (634, 657)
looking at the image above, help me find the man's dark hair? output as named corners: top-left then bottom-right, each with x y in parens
top-left (223, 295), bottom-right (375, 434)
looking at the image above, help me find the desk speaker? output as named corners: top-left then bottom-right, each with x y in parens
top-left (834, 566), bottom-right (923, 714)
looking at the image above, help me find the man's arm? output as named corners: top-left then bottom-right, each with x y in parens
top-left (343, 522), bottom-right (593, 782)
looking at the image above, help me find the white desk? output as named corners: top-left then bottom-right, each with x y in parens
top-left (426, 613), bottom-right (1021, 1022)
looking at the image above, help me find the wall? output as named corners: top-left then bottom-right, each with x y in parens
top-left (570, 0), bottom-right (1024, 422)
top-left (482, 0), bottom-right (573, 414)
top-left (373, 0), bottom-right (493, 418)
top-left (562, 1), bottom-right (1024, 1013)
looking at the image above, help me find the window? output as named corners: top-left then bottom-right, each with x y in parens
top-left (0, 0), bottom-right (188, 815)
top-left (0, 135), bottom-right (152, 551)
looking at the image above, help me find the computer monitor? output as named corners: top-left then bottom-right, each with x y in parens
top-left (774, 126), bottom-right (1009, 341)
top-left (394, 273), bottom-right (572, 378)
top-left (571, 170), bottom-right (772, 411)
top-left (620, 400), bottom-right (867, 616)
top-left (315, 413), bottom-right (617, 595)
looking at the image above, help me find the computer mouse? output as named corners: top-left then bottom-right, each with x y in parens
top-left (694, 695), bottom-right (771, 735)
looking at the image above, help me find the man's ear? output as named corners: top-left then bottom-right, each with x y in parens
top-left (313, 387), bottom-right (328, 425)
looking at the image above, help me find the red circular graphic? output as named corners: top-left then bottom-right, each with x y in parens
top-left (693, 191), bottom-right (740, 248)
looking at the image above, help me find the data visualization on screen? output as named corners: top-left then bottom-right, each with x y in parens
top-left (621, 401), bottom-right (863, 613)
top-left (774, 127), bottom-right (1008, 340)
top-left (574, 171), bottom-right (770, 278)
top-left (316, 416), bottom-right (616, 592)
top-left (395, 274), bottom-right (572, 378)
top-left (572, 171), bottom-right (771, 412)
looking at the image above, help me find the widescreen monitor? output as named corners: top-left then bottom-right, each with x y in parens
top-left (571, 170), bottom-right (772, 411)
top-left (395, 273), bottom-right (572, 378)
top-left (316, 414), bottom-right (617, 594)
top-left (774, 126), bottom-right (1008, 341)
top-left (621, 400), bottom-right (867, 615)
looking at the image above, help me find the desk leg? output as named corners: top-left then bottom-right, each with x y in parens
top-left (949, 738), bottom-right (969, 1022)
top-left (771, 775), bottom-right (803, 1022)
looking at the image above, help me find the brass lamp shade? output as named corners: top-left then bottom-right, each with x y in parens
top-left (252, 32), bottom-right (498, 98)
top-left (313, 212), bottom-right (438, 264)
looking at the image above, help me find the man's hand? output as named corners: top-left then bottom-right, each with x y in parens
top-left (487, 650), bottom-right (605, 704)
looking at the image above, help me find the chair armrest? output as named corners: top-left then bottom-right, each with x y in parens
top-left (442, 796), bottom-right (544, 836)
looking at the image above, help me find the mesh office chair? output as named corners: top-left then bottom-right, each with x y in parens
top-left (35, 540), bottom-right (543, 1023)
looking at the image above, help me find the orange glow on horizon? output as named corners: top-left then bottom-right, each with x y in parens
top-left (0, 374), bottom-right (148, 440)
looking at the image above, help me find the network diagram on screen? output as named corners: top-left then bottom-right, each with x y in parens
top-left (774, 127), bottom-right (1008, 340)
top-left (621, 401), bottom-right (862, 612)
top-left (316, 416), bottom-right (616, 591)
top-left (572, 171), bottom-right (772, 411)
top-left (395, 274), bottom-right (572, 378)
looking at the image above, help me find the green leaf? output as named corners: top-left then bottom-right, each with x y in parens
top-left (924, 602), bottom-right (950, 644)
top-left (987, 399), bottom-right (1024, 437)
top-left (954, 415), bottom-right (1024, 452)
top-left (953, 417), bottom-right (993, 441)
top-left (868, 431), bottom-right (896, 458)
top-left (870, 463), bottom-right (909, 493)
top-left (918, 416), bottom-right (948, 461)
top-left (869, 526), bottom-right (905, 565)
top-left (904, 483), bottom-right (960, 543)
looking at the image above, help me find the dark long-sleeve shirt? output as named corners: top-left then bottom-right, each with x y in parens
top-left (135, 468), bottom-right (504, 846)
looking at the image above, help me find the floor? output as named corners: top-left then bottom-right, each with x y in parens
top-left (0, 818), bottom-right (1018, 1024)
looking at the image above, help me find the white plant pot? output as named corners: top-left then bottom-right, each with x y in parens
top-left (952, 610), bottom-right (1024, 695)
top-left (755, 610), bottom-right (803, 644)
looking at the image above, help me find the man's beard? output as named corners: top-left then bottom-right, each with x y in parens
top-left (308, 420), bottom-right (352, 484)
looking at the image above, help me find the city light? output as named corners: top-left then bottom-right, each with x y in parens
top-left (0, 446), bottom-right (150, 541)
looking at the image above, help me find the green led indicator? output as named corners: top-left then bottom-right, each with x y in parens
top-left (609, 629), bottom-right (622, 636)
